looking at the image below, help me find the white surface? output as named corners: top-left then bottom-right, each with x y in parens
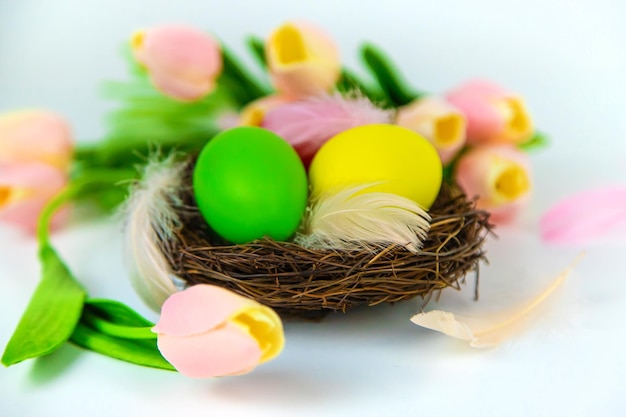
top-left (1, 0), bottom-right (626, 416)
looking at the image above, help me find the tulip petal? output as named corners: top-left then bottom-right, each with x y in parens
top-left (152, 285), bottom-right (257, 337)
top-left (157, 322), bottom-right (262, 378)
top-left (446, 80), bottom-right (533, 145)
top-left (454, 145), bottom-right (531, 224)
top-left (230, 304), bottom-right (284, 363)
top-left (266, 22), bottom-right (340, 98)
top-left (132, 26), bottom-right (222, 101)
top-left (395, 97), bottom-right (466, 164)
top-left (239, 95), bottom-right (292, 126)
top-left (0, 162), bottom-right (67, 232)
top-left (0, 110), bottom-right (73, 169)
top-left (540, 186), bottom-right (626, 244)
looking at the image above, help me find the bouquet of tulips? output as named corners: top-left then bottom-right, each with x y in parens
top-left (1, 21), bottom-right (546, 379)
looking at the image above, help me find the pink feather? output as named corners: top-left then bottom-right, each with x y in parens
top-left (540, 186), bottom-right (626, 244)
top-left (261, 94), bottom-right (391, 167)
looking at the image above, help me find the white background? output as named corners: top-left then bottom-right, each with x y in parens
top-left (1, 0), bottom-right (626, 416)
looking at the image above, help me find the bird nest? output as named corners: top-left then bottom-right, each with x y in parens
top-left (158, 167), bottom-right (492, 319)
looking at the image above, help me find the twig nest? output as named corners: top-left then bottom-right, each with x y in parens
top-left (155, 162), bottom-right (491, 319)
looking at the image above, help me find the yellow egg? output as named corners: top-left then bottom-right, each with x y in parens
top-left (308, 124), bottom-right (443, 208)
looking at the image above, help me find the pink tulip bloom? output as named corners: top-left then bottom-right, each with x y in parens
top-left (262, 94), bottom-right (392, 167)
top-left (266, 22), bottom-right (340, 98)
top-left (395, 97), bottom-right (466, 164)
top-left (446, 80), bottom-right (534, 145)
top-left (0, 110), bottom-right (73, 170)
top-left (153, 284), bottom-right (285, 378)
top-left (454, 145), bottom-right (532, 223)
top-left (132, 25), bottom-right (223, 102)
top-left (0, 162), bottom-right (68, 232)
top-left (239, 94), bottom-right (293, 126)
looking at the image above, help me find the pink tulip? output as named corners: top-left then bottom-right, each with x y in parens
top-left (395, 97), bottom-right (466, 164)
top-left (0, 162), bottom-right (68, 232)
top-left (266, 22), bottom-right (340, 98)
top-left (0, 110), bottom-right (73, 170)
top-left (454, 145), bottom-right (532, 223)
top-left (238, 94), bottom-right (293, 126)
top-left (446, 80), bottom-right (534, 145)
top-left (153, 284), bottom-right (284, 378)
top-left (132, 25), bottom-right (223, 102)
top-left (262, 94), bottom-right (392, 167)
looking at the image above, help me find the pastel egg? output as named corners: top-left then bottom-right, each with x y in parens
top-left (308, 124), bottom-right (442, 208)
top-left (193, 127), bottom-right (308, 243)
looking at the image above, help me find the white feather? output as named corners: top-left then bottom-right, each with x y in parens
top-left (122, 156), bottom-right (187, 311)
top-left (295, 185), bottom-right (431, 253)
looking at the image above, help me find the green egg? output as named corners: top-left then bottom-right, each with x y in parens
top-left (193, 126), bottom-right (308, 244)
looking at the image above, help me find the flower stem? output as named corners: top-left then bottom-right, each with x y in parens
top-left (82, 312), bottom-right (156, 340)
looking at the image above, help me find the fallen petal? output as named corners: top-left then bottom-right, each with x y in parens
top-left (540, 186), bottom-right (626, 244)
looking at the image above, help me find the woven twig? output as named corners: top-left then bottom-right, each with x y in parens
top-left (160, 168), bottom-right (491, 318)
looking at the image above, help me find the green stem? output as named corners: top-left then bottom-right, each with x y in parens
top-left (36, 185), bottom-right (74, 247)
top-left (82, 313), bottom-right (156, 340)
top-left (36, 168), bottom-right (138, 244)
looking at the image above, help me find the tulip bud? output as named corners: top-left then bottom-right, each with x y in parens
top-left (454, 145), bottom-right (531, 223)
top-left (132, 25), bottom-right (223, 102)
top-left (0, 110), bottom-right (73, 170)
top-left (153, 284), bottom-right (284, 378)
top-left (0, 162), bottom-right (68, 232)
top-left (446, 80), bottom-right (533, 145)
top-left (266, 22), bottom-right (340, 98)
top-left (239, 95), bottom-right (292, 126)
top-left (395, 97), bottom-right (466, 164)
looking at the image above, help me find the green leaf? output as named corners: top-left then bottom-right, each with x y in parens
top-left (71, 300), bottom-right (172, 371)
top-left (220, 44), bottom-right (270, 105)
top-left (79, 300), bottom-right (156, 340)
top-left (1, 245), bottom-right (86, 366)
top-left (246, 36), bottom-right (267, 69)
top-left (66, 168), bottom-right (139, 214)
top-left (2, 181), bottom-right (90, 366)
top-left (95, 75), bottom-right (234, 171)
top-left (2, 170), bottom-right (146, 366)
top-left (518, 131), bottom-right (549, 152)
top-left (85, 299), bottom-right (154, 328)
top-left (70, 322), bottom-right (175, 371)
top-left (336, 68), bottom-right (390, 107)
top-left (361, 43), bottom-right (421, 107)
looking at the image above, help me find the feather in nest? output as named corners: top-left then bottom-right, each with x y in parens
top-left (122, 156), bottom-right (187, 311)
top-left (295, 184), bottom-right (431, 253)
top-left (262, 93), bottom-right (393, 166)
